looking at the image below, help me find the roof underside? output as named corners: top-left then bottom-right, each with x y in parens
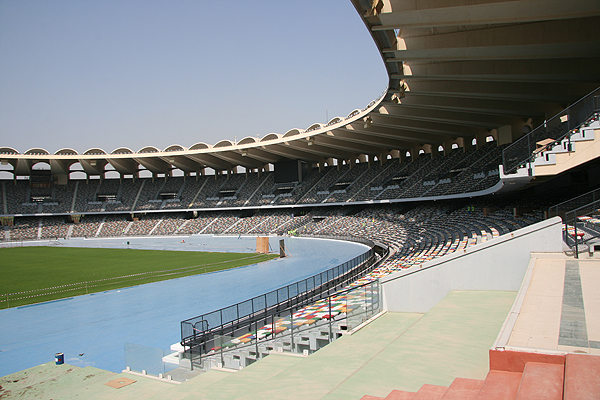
top-left (2, 0), bottom-right (600, 177)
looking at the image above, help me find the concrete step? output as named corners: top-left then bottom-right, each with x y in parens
top-left (412, 384), bottom-right (447, 400)
top-left (440, 377), bottom-right (484, 400)
top-left (564, 353), bottom-right (600, 400)
top-left (385, 389), bottom-right (417, 399)
top-left (515, 362), bottom-right (563, 400)
top-left (362, 353), bottom-right (600, 400)
top-left (476, 370), bottom-right (522, 400)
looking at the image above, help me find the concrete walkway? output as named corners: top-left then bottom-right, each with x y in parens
top-left (0, 291), bottom-right (516, 399)
top-left (507, 253), bottom-right (600, 355)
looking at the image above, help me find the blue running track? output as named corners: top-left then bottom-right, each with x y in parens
top-left (0, 235), bottom-right (367, 377)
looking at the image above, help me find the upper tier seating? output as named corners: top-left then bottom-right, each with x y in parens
top-left (0, 142), bottom-right (508, 215)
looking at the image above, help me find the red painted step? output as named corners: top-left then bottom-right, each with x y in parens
top-left (515, 362), bottom-right (563, 400)
top-left (440, 377), bottom-right (484, 400)
top-left (385, 390), bottom-right (416, 400)
top-left (412, 384), bottom-right (447, 400)
top-left (476, 370), bottom-right (522, 400)
top-left (360, 396), bottom-right (385, 400)
top-left (564, 353), bottom-right (600, 400)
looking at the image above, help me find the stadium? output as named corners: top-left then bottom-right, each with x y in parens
top-left (1, 0), bottom-right (600, 398)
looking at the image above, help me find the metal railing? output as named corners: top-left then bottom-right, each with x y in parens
top-left (196, 280), bottom-right (381, 371)
top-left (502, 87), bottom-right (600, 175)
top-left (548, 188), bottom-right (600, 219)
top-left (564, 198), bottom-right (600, 258)
top-left (180, 238), bottom-right (387, 369)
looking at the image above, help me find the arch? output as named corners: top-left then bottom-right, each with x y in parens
top-left (138, 167), bottom-right (153, 178)
top-left (472, 138), bottom-right (477, 146)
top-left (326, 117), bottom-right (343, 126)
top-left (111, 147), bottom-right (133, 155)
top-left (238, 137), bottom-right (259, 145)
top-left (83, 148), bottom-right (107, 155)
top-left (54, 148), bottom-right (78, 156)
top-left (171, 168), bottom-right (185, 177)
top-left (214, 140), bottom-right (233, 148)
top-left (24, 148), bottom-right (50, 155)
top-left (0, 147), bottom-right (18, 155)
top-left (305, 123), bottom-right (322, 132)
top-left (438, 145), bottom-right (444, 152)
top-left (486, 135), bottom-right (495, 143)
top-left (138, 146), bottom-right (160, 154)
top-left (0, 161), bottom-right (15, 180)
top-left (346, 109), bottom-right (361, 119)
top-left (283, 129), bottom-right (302, 138)
top-left (69, 163), bottom-right (86, 180)
top-left (189, 142), bottom-right (211, 150)
top-left (104, 162), bottom-right (119, 179)
top-left (418, 149), bottom-right (425, 155)
top-left (164, 144), bottom-right (187, 152)
top-left (261, 133), bottom-right (281, 142)
top-left (104, 170), bottom-right (120, 179)
top-left (31, 161), bottom-right (51, 170)
top-left (451, 143), bottom-right (459, 150)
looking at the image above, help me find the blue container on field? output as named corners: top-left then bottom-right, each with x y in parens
top-left (55, 352), bottom-right (64, 365)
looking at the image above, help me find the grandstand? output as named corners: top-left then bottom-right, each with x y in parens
top-left (2, 0), bottom-right (600, 399)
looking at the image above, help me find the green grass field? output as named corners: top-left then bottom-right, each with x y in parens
top-left (0, 247), bottom-right (277, 308)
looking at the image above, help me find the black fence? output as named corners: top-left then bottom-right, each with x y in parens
top-left (548, 188), bottom-right (600, 220)
top-left (502, 87), bottom-right (600, 175)
top-left (200, 279), bottom-right (381, 370)
top-left (180, 236), bottom-right (386, 368)
top-left (564, 199), bottom-right (600, 258)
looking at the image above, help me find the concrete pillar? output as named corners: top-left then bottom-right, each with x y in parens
top-left (498, 125), bottom-right (512, 146)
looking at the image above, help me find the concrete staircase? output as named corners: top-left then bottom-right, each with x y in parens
top-left (361, 353), bottom-right (600, 400)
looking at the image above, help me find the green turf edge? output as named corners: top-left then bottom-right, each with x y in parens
top-left (0, 247), bottom-right (278, 309)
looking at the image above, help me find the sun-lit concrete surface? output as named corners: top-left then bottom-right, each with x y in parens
top-left (507, 254), bottom-right (600, 355)
top-left (0, 291), bottom-right (516, 399)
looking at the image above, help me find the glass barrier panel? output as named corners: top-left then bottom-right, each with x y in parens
top-left (345, 285), bottom-right (367, 330)
top-left (124, 342), bottom-right (175, 376)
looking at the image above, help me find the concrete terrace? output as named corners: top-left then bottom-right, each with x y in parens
top-left (0, 291), bottom-right (516, 399)
top-left (504, 253), bottom-right (600, 356)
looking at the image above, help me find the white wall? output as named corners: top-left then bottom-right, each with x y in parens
top-left (381, 216), bottom-right (563, 313)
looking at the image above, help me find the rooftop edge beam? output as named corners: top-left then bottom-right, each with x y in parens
top-left (372, 0), bottom-right (600, 31)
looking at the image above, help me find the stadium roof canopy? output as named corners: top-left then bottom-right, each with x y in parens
top-left (2, 0), bottom-right (600, 178)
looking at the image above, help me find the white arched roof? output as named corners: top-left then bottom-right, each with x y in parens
top-left (138, 146), bottom-right (160, 153)
top-left (164, 144), bottom-right (187, 152)
top-left (214, 140), bottom-right (234, 148)
top-left (261, 133), bottom-right (281, 142)
top-left (24, 148), bottom-right (50, 155)
top-left (1, 1), bottom-right (598, 178)
top-left (83, 148), bottom-right (106, 155)
top-left (55, 148), bottom-right (78, 155)
top-left (111, 147), bottom-right (134, 154)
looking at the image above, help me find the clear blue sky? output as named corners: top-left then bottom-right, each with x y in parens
top-left (0, 0), bottom-right (387, 154)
